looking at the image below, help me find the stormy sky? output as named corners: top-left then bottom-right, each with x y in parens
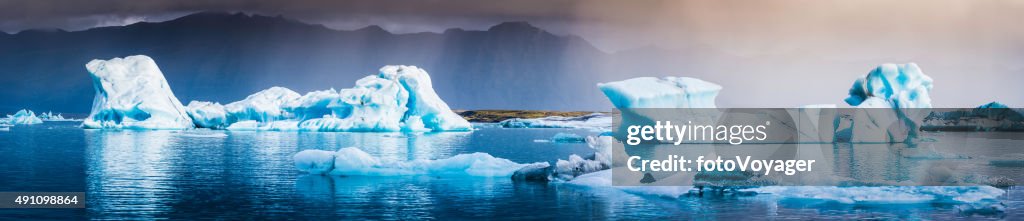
top-left (2, 0), bottom-right (1022, 108)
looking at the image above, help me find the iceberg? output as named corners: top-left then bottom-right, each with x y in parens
top-left (224, 87), bottom-right (301, 123)
top-left (750, 186), bottom-right (1006, 212)
top-left (37, 111), bottom-right (72, 121)
top-left (293, 147), bottom-right (539, 177)
top-left (82, 55), bottom-right (194, 129)
top-left (598, 76), bottom-right (721, 108)
top-left (840, 63), bottom-right (933, 143)
top-left (5, 109), bottom-right (43, 125)
top-left (195, 65), bottom-right (471, 132)
top-left (293, 149), bottom-right (338, 174)
top-left (185, 101), bottom-right (228, 129)
top-left (845, 63), bottom-right (933, 109)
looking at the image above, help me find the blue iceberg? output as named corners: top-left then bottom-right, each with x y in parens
top-left (5, 109), bottom-right (43, 125)
top-left (82, 55), bottom-right (194, 129)
top-left (838, 63), bottom-right (933, 143)
top-left (192, 65), bottom-right (471, 132)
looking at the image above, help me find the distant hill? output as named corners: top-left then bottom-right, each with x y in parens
top-left (0, 12), bottom-right (701, 113)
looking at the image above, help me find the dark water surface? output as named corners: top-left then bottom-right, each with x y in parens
top-left (0, 122), bottom-right (1019, 220)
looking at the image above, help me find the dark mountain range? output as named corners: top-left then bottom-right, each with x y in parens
top-left (0, 12), bottom-right (696, 113)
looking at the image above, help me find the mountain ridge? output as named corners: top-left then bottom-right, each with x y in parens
top-left (0, 11), bottom-right (687, 113)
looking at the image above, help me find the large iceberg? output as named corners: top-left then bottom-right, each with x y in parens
top-left (192, 65), bottom-right (471, 132)
top-left (598, 76), bottom-right (721, 108)
top-left (838, 63), bottom-right (934, 143)
top-left (5, 109), bottom-right (43, 125)
top-left (82, 55), bottom-right (194, 129)
top-left (294, 147), bottom-right (540, 177)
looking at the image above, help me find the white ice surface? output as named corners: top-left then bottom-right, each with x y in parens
top-left (6, 109), bottom-right (43, 125)
top-left (190, 65), bottom-right (471, 132)
top-left (82, 55), bottom-right (194, 129)
top-left (598, 76), bottom-right (721, 108)
top-left (842, 63), bottom-right (933, 143)
top-left (294, 147), bottom-right (537, 177)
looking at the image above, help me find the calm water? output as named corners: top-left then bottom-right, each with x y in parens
top-left (0, 121), bottom-right (1020, 220)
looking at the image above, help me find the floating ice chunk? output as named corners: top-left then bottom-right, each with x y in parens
top-left (552, 154), bottom-right (609, 181)
top-left (6, 109), bottom-right (43, 125)
top-left (566, 169), bottom-right (695, 198)
top-left (294, 147), bottom-right (535, 177)
top-left (550, 133), bottom-right (586, 143)
top-left (750, 186), bottom-right (1005, 211)
top-left (514, 136), bottom-right (626, 182)
top-left (37, 111), bottom-right (70, 121)
top-left (225, 87), bottom-right (301, 123)
top-left (511, 162), bottom-right (552, 181)
top-left (598, 77), bottom-right (721, 108)
top-left (499, 113), bottom-right (611, 130)
top-left (293, 149), bottom-right (337, 174)
top-left (842, 63), bottom-right (933, 143)
top-left (186, 101), bottom-right (228, 128)
top-left (82, 55), bottom-right (194, 129)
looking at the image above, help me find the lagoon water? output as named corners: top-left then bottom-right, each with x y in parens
top-left (0, 121), bottom-right (1020, 219)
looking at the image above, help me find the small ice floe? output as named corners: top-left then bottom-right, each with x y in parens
top-left (550, 132), bottom-right (586, 143)
top-left (294, 147), bottom-right (542, 177)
